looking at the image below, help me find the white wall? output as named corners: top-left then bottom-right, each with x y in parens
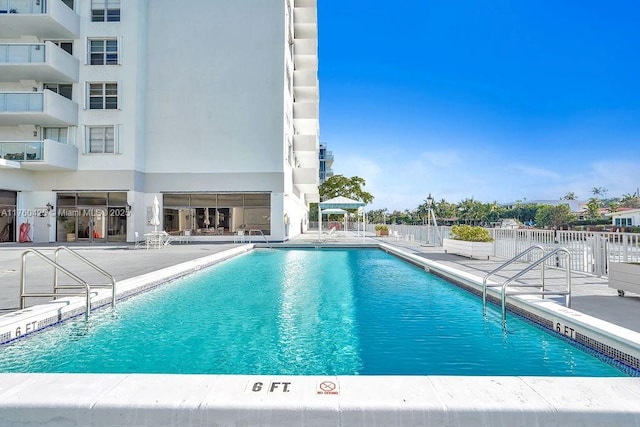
top-left (144, 0), bottom-right (286, 175)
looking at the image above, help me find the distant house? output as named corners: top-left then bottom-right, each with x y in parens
top-left (607, 208), bottom-right (640, 228)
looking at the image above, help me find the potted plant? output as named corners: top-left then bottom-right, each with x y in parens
top-left (58, 214), bottom-right (77, 242)
top-left (443, 224), bottom-right (494, 259)
top-left (375, 224), bottom-right (389, 236)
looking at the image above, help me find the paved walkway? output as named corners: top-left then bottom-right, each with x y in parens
top-left (1, 232), bottom-right (639, 334)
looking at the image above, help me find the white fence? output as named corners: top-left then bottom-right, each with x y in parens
top-left (366, 224), bottom-right (640, 277)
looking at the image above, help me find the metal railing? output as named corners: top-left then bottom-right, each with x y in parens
top-left (482, 245), bottom-right (545, 311)
top-left (366, 224), bottom-right (639, 277)
top-left (54, 246), bottom-right (116, 309)
top-left (248, 229), bottom-right (272, 248)
top-left (500, 248), bottom-right (572, 328)
top-left (20, 248), bottom-right (92, 319)
top-left (20, 247), bottom-right (117, 320)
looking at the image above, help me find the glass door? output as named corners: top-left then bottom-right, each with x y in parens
top-left (76, 207), bottom-right (106, 243)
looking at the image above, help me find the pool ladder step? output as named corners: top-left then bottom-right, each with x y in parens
top-left (20, 246), bottom-right (116, 320)
top-left (482, 245), bottom-right (572, 328)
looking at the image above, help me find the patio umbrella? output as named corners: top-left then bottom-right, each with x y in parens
top-left (151, 195), bottom-right (160, 232)
top-left (204, 208), bottom-right (210, 228)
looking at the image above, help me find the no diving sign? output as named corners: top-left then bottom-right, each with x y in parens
top-left (316, 380), bottom-right (339, 395)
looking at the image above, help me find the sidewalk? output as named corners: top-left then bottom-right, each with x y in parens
top-left (1, 233), bottom-right (639, 334)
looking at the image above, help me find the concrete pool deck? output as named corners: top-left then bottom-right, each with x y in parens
top-left (1, 234), bottom-right (640, 426)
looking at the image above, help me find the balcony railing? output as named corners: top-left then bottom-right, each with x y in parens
top-left (0, 91), bottom-right (78, 126)
top-left (0, 0), bottom-right (46, 14)
top-left (0, 139), bottom-right (78, 170)
top-left (0, 42), bottom-right (79, 82)
top-left (0, 92), bottom-right (43, 112)
top-left (0, 141), bottom-right (43, 161)
top-left (0, 0), bottom-right (79, 39)
top-left (0, 43), bottom-right (44, 62)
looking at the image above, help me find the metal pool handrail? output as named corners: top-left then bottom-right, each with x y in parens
top-left (501, 247), bottom-right (572, 328)
top-left (248, 229), bottom-right (272, 249)
top-left (53, 246), bottom-right (116, 309)
top-left (20, 249), bottom-right (92, 319)
top-left (482, 245), bottom-right (545, 312)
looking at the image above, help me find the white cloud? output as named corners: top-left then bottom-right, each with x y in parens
top-left (331, 146), bottom-right (640, 210)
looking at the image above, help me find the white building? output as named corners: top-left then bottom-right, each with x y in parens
top-left (0, 0), bottom-right (319, 244)
top-left (318, 143), bottom-right (333, 183)
top-left (608, 208), bottom-right (640, 228)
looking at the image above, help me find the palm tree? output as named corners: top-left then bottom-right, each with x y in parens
top-left (591, 187), bottom-right (608, 198)
top-left (562, 192), bottom-right (577, 200)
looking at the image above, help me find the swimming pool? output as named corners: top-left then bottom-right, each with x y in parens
top-left (0, 248), bottom-right (628, 376)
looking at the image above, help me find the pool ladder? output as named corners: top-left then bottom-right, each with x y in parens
top-left (482, 245), bottom-right (572, 328)
top-left (248, 229), bottom-right (272, 249)
top-left (20, 246), bottom-right (116, 320)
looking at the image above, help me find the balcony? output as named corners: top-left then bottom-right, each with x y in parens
top-left (0, 0), bottom-right (79, 39)
top-left (0, 42), bottom-right (79, 83)
top-left (293, 101), bottom-right (318, 136)
top-left (293, 134), bottom-right (317, 152)
top-left (295, 151), bottom-right (317, 169)
top-left (0, 139), bottom-right (78, 170)
top-left (320, 152), bottom-right (334, 162)
top-left (293, 167), bottom-right (319, 194)
top-left (0, 90), bottom-right (78, 126)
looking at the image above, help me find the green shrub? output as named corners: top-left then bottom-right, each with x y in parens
top-left (451, 225), bottom-right (493, 242)
top-left (374, 224), bottom-right (388, 231)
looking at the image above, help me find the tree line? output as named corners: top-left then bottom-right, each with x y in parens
top-left (314, 176), bottom-right (639, 230)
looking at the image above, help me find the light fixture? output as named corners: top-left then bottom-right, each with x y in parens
top-left (426, 193), bottom-right (433, 207)
top-left (46, 202), bottom-right (53, 211)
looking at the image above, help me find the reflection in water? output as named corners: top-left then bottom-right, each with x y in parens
top-left (278, 250), bottom-right (362, 374)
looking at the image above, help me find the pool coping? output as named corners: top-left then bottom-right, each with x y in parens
top-left (1, 244), bottom-right (640, 426)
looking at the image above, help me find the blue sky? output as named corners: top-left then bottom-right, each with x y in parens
top-left (317, 1), bottom-right (640, 211)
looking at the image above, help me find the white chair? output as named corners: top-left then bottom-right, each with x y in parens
top-left (160, 231), bottom-right (178, 247)
top-left (181, 229), bottom-right (191, 244)
top-left (133, 231), bottom-right (145, 249)
top-left (234, 229), bottom-right (245, 243)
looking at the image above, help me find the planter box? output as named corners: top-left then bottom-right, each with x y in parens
top-left (375, 230), bottom-right (389, 237)
top-left (443, 238), bottom-right (493, 259)
top-left (608, 262), bottom-right (640, 297)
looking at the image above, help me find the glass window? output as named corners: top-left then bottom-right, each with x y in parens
top-left (88, 126), bottom-right (115, 153)
top-left (163, 194), bottom-right (190, 207)
top-left (217, 194), bottom-right (243, 207)
top-left (190, 194), bottom-right (217, 207)
top-left (48, 41), bottom-right (73, 55)
top-left (89, 39), bottom-right (118, 65)
top-left (89, 83), bottom-right (118, 109)
top-left (77, 192), bottom-right (107, 206)
top-left (244, 193), bottom-right (270, 207)
top-left (44, 83), bottom-right (72, 100)
top-left (0, 190), bottom-right (17, 206)
top-left (57, 193), bottom-right (76, 206)
top-left (92, 0), bottom-right (120, 22)
top-left (43, 127), bottom-right (68, 144)
top-left (108, 192), bottom-right (127, 205)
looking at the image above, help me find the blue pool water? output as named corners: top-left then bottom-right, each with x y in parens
top-left (0, 249), bottom-right (628, 376)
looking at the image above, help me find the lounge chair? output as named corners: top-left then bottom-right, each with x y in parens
top-left (318, 226), bottom-right (337, 243)
top-left (160, 231), bottom-right (178, 247)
